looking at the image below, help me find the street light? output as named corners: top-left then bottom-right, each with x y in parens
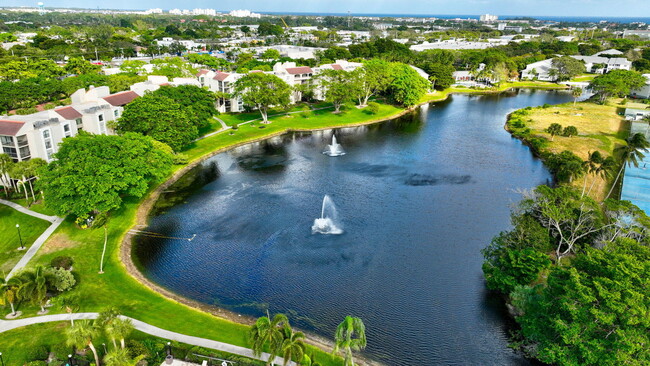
top-left (16, 224), bottom-right (24, 250)
top-left (0, 351), bottom-right (5, 366)
top-left (102, 343), bottom-right (107, 354)
top-left (167, 341), bottom-right (172, 356)
top-left (68, 354), bottom-right (73, 366)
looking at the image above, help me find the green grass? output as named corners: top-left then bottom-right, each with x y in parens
top-left (0, 205), bottom-right (51, 273)
top-left (569, 74), bottom-right (597, 82)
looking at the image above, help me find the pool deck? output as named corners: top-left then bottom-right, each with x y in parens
top-left (620, 121), bottom-right (650, 213)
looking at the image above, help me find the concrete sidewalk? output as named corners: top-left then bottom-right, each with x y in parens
top-left (0, 312), bottom-right (295, 366)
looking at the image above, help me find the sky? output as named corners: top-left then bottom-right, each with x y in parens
top-left (4, 0), bottom-right (650, 18)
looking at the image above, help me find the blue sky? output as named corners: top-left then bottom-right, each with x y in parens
top-left (5, 0), bottom-right (650, 17)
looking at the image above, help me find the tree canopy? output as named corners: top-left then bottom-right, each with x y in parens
top-left (38, 132), bottom-right (172, 220)
top-left (388, 63), bottom-right (430, 107)
top-left (116, 93), bottom-right (198, 151)
top-left (550, 56), bottom-right (586, 81)
top-left (152, 84), bottom-right (218, 130)
top-left (590, 70), bottom-right (647, 103)
top-left (233, 73), bottom-right (291, 123)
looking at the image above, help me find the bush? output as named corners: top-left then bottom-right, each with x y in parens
top-left (25, 361), bottom-right (47, 366)
top-left (172, 153), bottom-right (189, 165)
top-left (51, 256), bottom-right (74, 270)
top-left (43, 103), bottom-right (55, 110)
top-left (231, 123), bottom-right (239, 130)
top-left (300, 111), bottom-right (310, 118)
top-left (46, 267), bottom-right (76, 292)
top-left (51, 343), bottom-right (72, 360)
top-left (542, 103), bottom-right (551, 108)
top-left (24, 345), bottom-right (50, 362)
top-left (367, 102), bottom-right (380, 114)
top-left (15, 107), bottom-right (39, 115)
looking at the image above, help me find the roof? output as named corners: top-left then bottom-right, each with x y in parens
top-left (0, 120), bottom-right (25, 136)
top-left (54, 106), bottom-right (82, 120)
top-left (196, 69), bottom-right (209, 76)
top-left (102, 91), bottom-right (139, 106)
top-left (285, 66), bottom-right (313, 75)
top-left (331, 64), bottom-right (343, 71)
top-left (213, 72), bottom-right (230, 81)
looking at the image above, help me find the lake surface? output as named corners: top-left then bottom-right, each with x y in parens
top-left (135, 90), bottom-right (573, 365)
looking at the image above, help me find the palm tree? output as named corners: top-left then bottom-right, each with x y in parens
top-left (333, 316), bottom-right (367, 366)
top-left (280, 327), bottom-right (306, 366)
top-left (17, 266), bottom-right (51, 313)
top-left (103, 348), bottom-right (145, 366)
top-left (106, 318), bottom-right (134, 349)
top-left (66, 319), bottom-right (101, 366)
top-left (249, 313), bottom-right (290, 364)
top-left (572, 87), bottom-right (583, 107)
top-left (582, 151), bottom-right (603, 197)
top-left (0, 277), bottom-right (23, 316)
top-left (588, 156), bottom-right (616, 196)
top-left (606, 133), bottom-right (650, 199)
top-left (55, 293), bottom-right (80, 325)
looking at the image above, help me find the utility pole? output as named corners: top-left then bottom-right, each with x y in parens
top-left (95, 47), bottom-right (98, 62)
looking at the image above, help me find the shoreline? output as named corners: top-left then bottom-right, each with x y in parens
top-left (118, 86), bottom-right (569, 360)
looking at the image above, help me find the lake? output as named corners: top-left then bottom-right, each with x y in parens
top-left (135, 90), bottom-right (573, 365)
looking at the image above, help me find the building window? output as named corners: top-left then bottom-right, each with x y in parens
top-left (114, 110), bottom-right (119, 118)
top-left (99, 121), bottom-right (107, 134)
top-left (19, 146), bottom-right (31, 159)
top-left (16, 135), bottom-right (28, 146)
top-left (76, 118), bottom-right (83, 131)
top-left (42, 128), bottom-right (54, 160)
top-left (63, 123), bottom-right (71, 137)
top-left (0, 135), bottom-right (14, 146)
top-left (3, 146), bottom-right (17, 158)
top-left (98, 114), bottom-right (104, 122)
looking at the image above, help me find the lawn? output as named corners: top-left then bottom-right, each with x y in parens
top-left (521, 100), bottom-right (629, 200)
top-left (569, 74), bottom-right (597, 82)
top-left (0, 205), bottom-right (51, 273)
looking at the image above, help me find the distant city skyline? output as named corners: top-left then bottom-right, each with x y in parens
top-left (3, 0), bottom-right (650, 18)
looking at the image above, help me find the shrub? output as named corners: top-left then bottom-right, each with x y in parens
top-left (482, 247), bottom-right (551, 294)
top-left (24, 345), bottom-right (49, 362)
top-left (46, 267), bottom-right (76, 292)
top-left (367, 102), bottom-right (380, 114)
top-left (25, 361), bottom-right (47, 366)
top-left (172, 153), bottom-right (189, 165)
top-left (43, 103), bottom-right (55, 110)
top-left (15, 107), bottom-right (39, 115)
top-left (231, 123), bottom-right (239, 130)
top-left (542, 103), bottom-right (551, 108)
top-left (299, 111), bottom-right (310, 119)
top-left (51, 256), bottom-right (73, 270)
top-left (51, 343), bottom-right (72, 360)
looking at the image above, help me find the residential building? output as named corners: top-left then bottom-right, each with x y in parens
top-left (521, 59), bottom-right (556, 81)
top-left (0, 86), bottom-right (138, 162)
top-left (570, 55), bottom-right (632, 73)
top-left (156, 37), bottom-right (205, 50)
top-left (631, 74), bottom-right (650, 99)
top-left (624, 108), bottom-right (650, 121)
top-left (229, 9), bottom-right (261, 18)
top-left (623, 30), bottom-right (650, 39)
top-left (480, 14), bottom-right (498, 22)
top-left (249, 45), bottom-right (326, 59)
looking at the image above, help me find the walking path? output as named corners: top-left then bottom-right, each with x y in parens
top-left (0, 313), bottom-right (295, 366)
top-left (0, 199), bottom-right (64, 279)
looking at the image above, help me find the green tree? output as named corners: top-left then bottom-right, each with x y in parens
top-left (319, 69), bottom-right (352, 113)
top-left (0, 277), bottom-right (22, 316)
top-left (257, 22), bottom-right (284, 36)
top-left (16, 266), bottom-right (51, 313)
top-left (388, 63), bottom-right (430, 107)
top-left (562, 125), bottom-right (578, 137)
top-left (516, 240), bottom-right (650, 366)
top-left (64, 57), bottom-right (101, 75)
top-left (280, 327), bottom-right (306, 366)
top-left (333, 316), bottom-right (367, 366)
top-left (349, 59), bottom-right (393, 106)
top-left (606, 133), bottom-right (650, 199)
top-left (421, 62), bottom-right (455, 90)
top-left (571, 87), bottom-right (583, 107)
top-left (590, 70), bottom-right (647, 103)
top-left (45, 267), bottom-right (76, 292)
top-left (233, 73), bottom-right (292, 123)
top-left (66, 320), bottom-right (101, 366)
top-left (249, 313), bottom-right (290, 364)
top-left (116, 94), bottom-right (197, 151)
top-left (38, 133), bottom-right (172, 220)
top-left (104, 348), bottom-right (145, 366)
top-left (153, 85), bottom-right (218, 130)
top-left (260, 48), bottom-right (281, 60)
top-left (0, 153), bottom-right (15, 199)
top-left (545, 123), bottom-right (563, 141)
top-left (550, 56), bottom-right (586, 81)
top-left (119, 60), bottom-right (146, 75)
top-left (105, 317), bottom-right (134, 350)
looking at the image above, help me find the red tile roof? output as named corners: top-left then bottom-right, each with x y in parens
top-left (102, 91), bottom-right (139, 106)
top-left (0, 120), bottom-right (25, 136)
top-left (213, 72), bottom-right (230, 81)
top-left (196, 69), bottom-right (209, 76)
top-left (331, 64), bottom-right (343, 70)
top-left (54, 106), bottom-right (82, 120)
top-left (286, 66), bottom-right (313, 75)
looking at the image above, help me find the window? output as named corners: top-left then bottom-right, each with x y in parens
top-left (0, 135), bottom-right (14, 146)
top-left (42, 128), bottom-right (54, 160)
top-left (99, 121), bottom-right (107, 134)
top-left (42, 129), bottom-right (50, 139)
top-left (16, 135), bottom-right (28, 146)
top-left (76, 118), bottom-right (83, 131)
top-left (98, 114), bottom-right (104, 122)
top-left (63, 123), bottom-right (71, 137)
top-left (3, 146), bottom-right (17, 158)
top-left (19, 146), bottom-right (31, 159)
top-left (114, 110), bottom-right (119, 118)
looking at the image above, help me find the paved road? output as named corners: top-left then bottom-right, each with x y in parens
top-left (0, 199), bottom-right (65, 279)
top-left (0, 313), bottom-right (296, 366)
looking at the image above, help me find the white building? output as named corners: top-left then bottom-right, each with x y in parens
top-left (623, 30), bottom-right (650, 39)
top-left (480, 14), bottom-right (498, 22)
top-left (521, 59), bottom-right (556, 81)
top-left (249, 45), bottom-right (326, 59)
top-left (0, 86), bottom-right (138, 162)
top-left (156, 37), bottom-right (205, 50)
top-left (570, 55), bottom-right (632, 73)
top-left (144, 8), bottom-right (163, 14)
top-left (229, 9), bottom-right (261, 18)
top-left (631, 74), bottom-right (650, 99)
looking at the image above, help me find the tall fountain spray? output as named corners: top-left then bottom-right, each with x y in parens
top-left (323, 135), bottom-right (346, 156)
top-left (312, 195), bottom-right (343, 234)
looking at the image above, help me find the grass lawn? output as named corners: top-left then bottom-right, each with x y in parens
top-left (0, 205), bottom-right (51, 273)
top-left (569, 74), bottom-right (597, 82)
top-left (521, 99), bottom-right (629, 200)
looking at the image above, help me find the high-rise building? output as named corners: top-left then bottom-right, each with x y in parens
top-left (479, 14), bottom-right (498, 22)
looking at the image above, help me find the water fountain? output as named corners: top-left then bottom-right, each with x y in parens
top-left (312, 195), bottom-right (343, 234)
top-left (323, 135), bottom-right (346, 156)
